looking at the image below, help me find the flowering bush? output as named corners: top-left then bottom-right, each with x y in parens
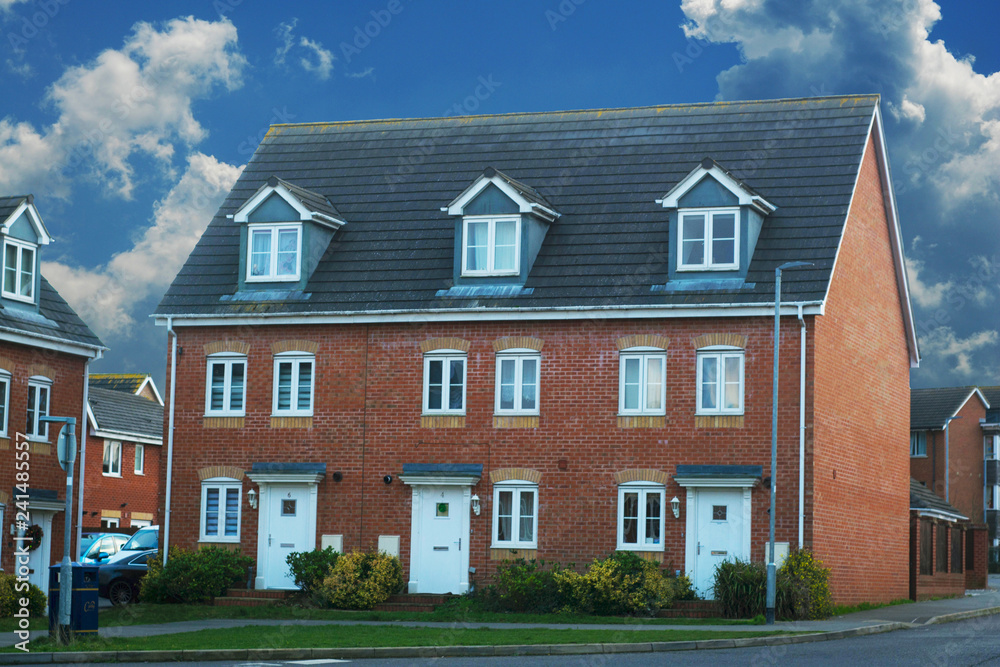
top-left (0, 572), bottom-right (45, 618)
top-left (559, 551), bottom-right (674, 616)
top-left (316, 551), bottom-right (403, 610)
top-left (480, 559), bottom-right (565, 613)
top-left (712, 549), bottom-right (832, 620)
top-left (141, 546), bottom-right (253, 603)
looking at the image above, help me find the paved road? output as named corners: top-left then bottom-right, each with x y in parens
top-left (44, 614), bottom-right (1000, 667)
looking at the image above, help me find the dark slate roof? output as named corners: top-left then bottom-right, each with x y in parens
top-left (156, 95), bottom-right (882, 317)
top-left (675, 464), bottom-right (762, 479)
top-left (911, 386), bottom-right (982, 430)
top-left (90, 374), bottom-right (148, 394)
top-left (980, 386), bottom-right (999, 410)
top-left (268, 176), bottom-right (343, 221)
top-left (484, 167), bottom-right (553, 211)
top-left (0, 195), bottom-right (30, 221)
top-left (402, 463), bottom-right (484, 477)
top-left (0, 276), bottom-right (104, 350)
top-left (250, 462), bottom-right (326, 474)
top-left (88, 386), bottom-right (163, 441)
top-left (910, 479), bottom-right (967, 520)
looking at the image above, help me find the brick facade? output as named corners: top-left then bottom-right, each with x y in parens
top-left (80, 436), bottom-right (161, 530)
top-left (0, 340), bottom-right (88, 577)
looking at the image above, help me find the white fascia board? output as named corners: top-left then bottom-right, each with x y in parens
top-left (399, 474), bottom-right (481, 486)
top-left (674, 476), bottom-right (760, 488)
top-left (0, 327), bottom-right (105, 358)
top-left (137, 376), bottom-right (165, 406)
top-left (659, 164), bottom-right (775, 214)
top-left (247, 471), bottom-right (325, 485)
top-left (90, 428), bottom-right (163, 446)
top-left (915, 509), bottom-right (967, 523)
top-left (154, 302), bottom-right (825, 329)
top-left (86, 403), bottom-right (98, 431)
top-left (826, 107), bottom-right (920, 368)
top-left (232, 182), bottom-right (346, 229)
top-left (2, 200), bottom-right (53, 245)
top-left (447, 174), bottom-right (544, 217)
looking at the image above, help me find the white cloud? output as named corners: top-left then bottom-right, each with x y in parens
top-left (274, 19), bottom-right (335, 80)
top-left (43, 153), bottom-right (243, 336)
top-left (905, 256), bottom-right (952, 309)
top-left (345, 67), bottom-right (375, 80)
top-left (0, 16), bottom-right (245, 199)
top-left (919, 327), bottom-right (998, 377)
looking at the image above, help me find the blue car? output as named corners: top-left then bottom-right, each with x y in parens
top-left (79, 533), bottom-right (129, 564)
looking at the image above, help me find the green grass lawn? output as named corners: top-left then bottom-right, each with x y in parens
top-left (6, 624), bottom-right (802, 653)
top-left (93, 599), bottom-right (757, 628)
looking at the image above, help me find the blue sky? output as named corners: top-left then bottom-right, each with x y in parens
top-left (1, 0), bottom-right (997, 391)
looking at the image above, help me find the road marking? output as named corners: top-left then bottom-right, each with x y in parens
top-left (285, 660), bottom-right (350, 665)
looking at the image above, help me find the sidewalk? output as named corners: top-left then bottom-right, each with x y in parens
top-left (3, 580), bottom-right (1000, 662)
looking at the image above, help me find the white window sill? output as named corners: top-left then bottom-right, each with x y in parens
top-left (134, 472), bottom-right (144, 476)
top-left (203, 413), bottom-right (246, 418)
top-left (616, 544), bottom-right (665, 552)
top-left (422, 412), bottom-right (466, 417)
top-left (495, 411), bottom-right (540, 417)
top-left (102, 472), bottom-right (122, 478)
top-left (617, 412), bottom-right (666, 417)
top-left (676, 265), bottom-right (739, 272)
top-left (26, 435), bottom-right (48, 443)
top-left (271, 412), bottom-right (314, 418)
top-left (246, 275), bottom-right (299, 283)
top-left (2, 292), bottom-right (35, 304)
top-left (491, 543), bottom-right (537, 550)
top-left (461, 271), bottom-right (520, 278)
top-left (695, 411), bottom-right (744, 417)
top-left (198, 537), bottom-right (241, 544)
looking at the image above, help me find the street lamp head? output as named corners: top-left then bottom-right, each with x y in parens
top-left (39, 415), bottom-right (76, 425)
top-left (776, 261), bottom-right (813, 274)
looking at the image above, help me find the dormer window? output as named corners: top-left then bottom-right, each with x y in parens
top-left (247, 224), bottom-right (301, 282)
top-left (463, 216), bottom-right (520, 276)
top-left (3, 238), bottom-right (35, 301)
top-left (678, 208), bottom-right (739, 271)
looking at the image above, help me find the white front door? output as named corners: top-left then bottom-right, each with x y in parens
top-left (26, 510), bottom-right (56, 593)
top-left (263, 485), bottom-right (311, 589)
top-left (692, 488), bottom-right (745, 599)
top-left (409, 485), bottom-right (468, 594)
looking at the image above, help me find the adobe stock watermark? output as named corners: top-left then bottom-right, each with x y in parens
top-left (339, 0), bottom-right (409, 64)
top-left (12, 431), bottom-right (33, 652)
top-left (237, 106), bottom-right (297, 156)
top-left (545, 0), bottom-right (588, 31)
top-left (6, 0), bottom-right (70, 52)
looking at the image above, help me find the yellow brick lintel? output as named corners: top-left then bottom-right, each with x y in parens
top-left (101, 509), bottom-right (121, 519)
top-left (419, 337), bottom-right (470, 354)
top-left (204, 340), bottom-right (250, 356)
top-left (493, 415), bottom-right (539, 429)
top-left (132, 512), bottom-right (154, 521)
top-left (630, 550), bottom-right (665, 563)
top-left (616, 334), bottom-right (670, 351)
top-left (272, 340), bottom-right (318, 355)
top-left (271, 416), bottom-right (313, 429)
top-left (199, 465), bottom-right (246, 482)
top-left (0, 437), bottom-right (9, 450)
top-left (29, 442), bottom-right (51, 455)
top-left (203, 416), bottom-right (245, 429)
top-left (490, 468), bottom-right (543, 484)
top-left (613, 468), bottom-right (670, 485)
top-left (617, 415), bottom-right (666, 429)
top-left (198, 541), bottom-right (240, 552)
top-left (490, 548), bottom-right (538, 561)
top-left (421, 415), bottom-right (466, 429)
top-left (493, 336), bottom-right (544, 352)
top-left (691, 333), bottom-right (747, 350)
top-left (695, 415), bottom-right (745, 429)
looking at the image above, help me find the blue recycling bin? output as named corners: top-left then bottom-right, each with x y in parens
top-left (48, 564), bottom-right (99, 637)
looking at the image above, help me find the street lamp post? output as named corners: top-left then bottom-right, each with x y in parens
top-left (39, 416), bottom-right (76, 645)
top-left (766, 261), bottom-right (812, 625)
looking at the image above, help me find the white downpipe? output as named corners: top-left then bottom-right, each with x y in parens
top-left (163, 318), bottom-right (178, 566)
top-left (797, 304), bottom-right (806, 549)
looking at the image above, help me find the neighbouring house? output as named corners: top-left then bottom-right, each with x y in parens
top-left (909, 478), bottom-right (983, 599)
top-left (153, 95), bottom-right (918, 604)
top-left (89, 373), bottom-right (163, 404)
top-left (0, 195), bottom-right (105, 591)
top-left (980, 386), bottom-right (1000, 547)
top-left (84, 377), bottom-right (164, 531)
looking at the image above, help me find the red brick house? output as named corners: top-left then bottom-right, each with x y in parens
top-left (83, 377), bottom-right (164, 531)
top-left (0, 195), bottom-right (105, 591)
top-left (154, 95), bottom-right (918, 604)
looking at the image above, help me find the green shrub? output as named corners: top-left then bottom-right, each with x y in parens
top-left (712, 549), bottom-right (832, 620)
top-left (558, 552), bottom-right (674, 616)
top-left (316, 551), bottom-right (404, 610)
top-left (480, 559), bottom-right (565, 614)
top-left (0, 572), bottom-right (45, 618)
top-left (141, 547), bottom-right (254, 604)
top-left (286, 547), bottom-right (340, 598)
top-left (669, 571), bottom-right (698, 601)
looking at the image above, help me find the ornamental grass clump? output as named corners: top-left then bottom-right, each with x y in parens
top-left (316, 551), bottom-right (404, 610)
top-left (712, 548), bottom-right (832, 620)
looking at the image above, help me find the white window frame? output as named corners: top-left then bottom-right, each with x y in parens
top-left (26, 376), bottom-right (51, 441)
top-left (422, 351), bottom-right (467, 415)
top-left (131, 518), bottom-right (152, 528)
top-left (246, 223), bottom-right (302, 282)
top-left (101, 517), bottom-right (119, 529)
top-left (461, 215), bottom-right (521, 277)
top-left (495, 351), bottom-right (540, 415)
top-left (134, 443), bottom-right (144, 474)
top-left (272, 352), bottom-right (315, 416)
top-left (0, 370), bottom-right (10, 437)
top-left (617, 482), bottom-right (665, 552)
top-left (199, 477), bottom-right (242, 543)
top-left (696, 347), bottom-right (744, 415)
top-left (618, 349), bottom-right (667, 416)
top-left (205, 353), bottom-right (247, 417)
top-left (911, 432), bottom-right (928, 457)
top-left (2, 237), bottom-right (36, 303)
top-left (677, 207), bottom-right (740, 271)
top-left (491, 481), bottom-right (538, 550)
top-left (103, 440), bottom-right (122, 477)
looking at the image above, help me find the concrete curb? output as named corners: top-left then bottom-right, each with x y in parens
top-left (923, 606), bottom-right (1000, 626)
top-left (0, 622), bottom-right (917, 664)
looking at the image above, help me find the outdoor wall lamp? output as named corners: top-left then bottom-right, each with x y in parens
top-left (247, 489), bottom-right (258, 510)
top-left (471, 495), bottom-right (481, 516)
top-left (671, 497), bottom-right (680, 519)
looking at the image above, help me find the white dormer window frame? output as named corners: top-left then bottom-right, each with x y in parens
top-left (2, 237), bottom-right (36, 303)
top-left (246, 223), bottom-right (302, 282)
top-left (677, 207), bottom-right (740, 272)
top-left (461, 215), bottom-right (521, 277)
